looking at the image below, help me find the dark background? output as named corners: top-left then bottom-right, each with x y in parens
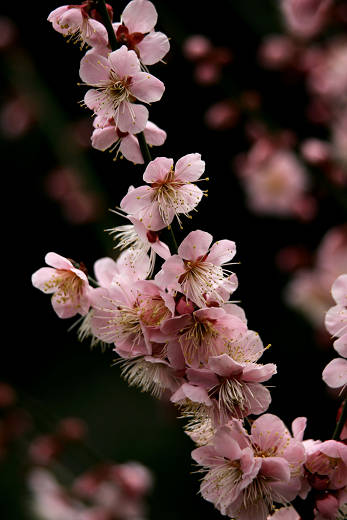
top-left (1, 0), bottom-right (345, 518)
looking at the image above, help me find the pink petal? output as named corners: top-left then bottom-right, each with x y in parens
top-left (91, 127), bottom-right (118, 151)
top-left (187, 368), bottom-right (219, 388)
top-left (251, 414), bottom-right (289, 453)
top-left (32, 267), bottom-right (58, 293)
top-left (137, 31), bottom-right (170, 65)
top-left (51, 298), bottom-right (81, 319)
top-left (207, 354), bottom-right (243, 377)
top-left (291, 417), bottom-right (307, 442)
top-left (45, 252), bottom-right (73, 270)
top-left (332, 274), bottom-right (347, 307)
top-left (260, 457), bottom-right (290, 481)
top-left (245, 383), bottom-right (272, 415)
top-left (207, 240), bottom-right (236, 266)
top-left (143, 157), bottom-right (173, 183)
top-left (214, 426), bottom-right (242, 461)
top-left (322, 358), bottom-right (347, 388)
top-left (117, 102), bottom-right (148, 134)
top-left (191, 445), bottom-right (219, 466)
top-left (170, 382), bottom-right (211, 405)
top-left (120, 134), bottom-right (144, 164)
top-left (155, 255), bottom-right (185, 290)
top-left (166, 341), bottom-right (185, 370)
top-left (175, 153), bottom-right (205, 182)
top-left (325, 305), bottom-right (347, 338)
top-left (160, 314), bottom-right (192, 337)
top-left (136, 200), bottom-right (167, 231)
top-left (122, 0), bottom-right (157, 34)
top-left (242, 363), bottom-right (277, 383)
top-left (143, 121), bottom-right (167, 146)
top-left (108, 45), bottom-right (140, 78)
top-left (79, 52), bottom-right (109, 85)
top-left (47, 6), bottom-right (69, 32)
top-left (84, 19), bottom-right (108, 48)
top-left (174, 184), bottom-right (203, 213)
top-left (178, 230), bottom-right (213, 261)
top-left (94, 257), bottom-right (118, 287)
top-left (121, 185), bottom-right (153, 214)
top-left (129, 71), bottom-right (165, 103)
top-left (151, 240), bottom-right (171, 260)
top-left (334, 334), bottom-right (347, 358)
top-left (84, 89), bottom-right (103, 111)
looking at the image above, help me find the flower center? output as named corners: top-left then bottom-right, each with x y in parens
top-left (179, 260), bottom-right (225, 307)
top-left (138, 296), bottom-right (170, 327)
top-left (47, 270), bottom-right (84, 305)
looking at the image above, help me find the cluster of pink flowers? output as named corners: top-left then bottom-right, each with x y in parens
top-left (30, 1), bottom-right (347, 519)
top-left (48, 0), bottom-right (169, 164)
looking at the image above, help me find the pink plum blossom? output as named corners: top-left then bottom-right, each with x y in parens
top-left (120, 155), bottom-right (206, 231)
top-left (155, 230), bottom-right (238, 308)
top-left (304, 439), bottom-right (347, 491)
top-left (32, 252), bottom-right (92, 318)
top-left (192, 414), bottom-right (305, 520)
top-left (48, 5), bottom-right (108, 50)
top-left (171, 330), bottom-right (276, 427)
top-left (91, 280), bottom-right (173, 358)
top-left (91, 117), bottom-right (167, 163)
top-left (112, 0), bottom-right (170, 65)
top-left (155, 305), bottom-right (247, 368)
top-left (79, 45), bottom-right (165, 133)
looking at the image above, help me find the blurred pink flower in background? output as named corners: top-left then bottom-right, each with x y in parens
top-left (286, 226), bottom-right (347, 330)
top-left (280, 0), bottom-right (332, 39)
top-left (236, 139), bottom-right (313, 219)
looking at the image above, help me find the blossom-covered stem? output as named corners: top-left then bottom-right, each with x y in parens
top-left (137, 130), bottom-right (153, 165)
top-left (91, 0), bottom-right (118, 51)
top-left (333, 399), bottom-right (347, 440)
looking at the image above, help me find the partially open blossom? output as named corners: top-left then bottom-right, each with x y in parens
top-left (32, 253), bottom-right (92, 318)
top-left (48, 5), bottom-right (108, 49)
top-left (112, 0), bottom-right (170, 65)
top-left (120, 154), bottom-right (206, 230)
top-left (80, 45), bottom-right (165, 133)
top-left (91, 117), bottom-right (166, 163)
top-left (155, 230), bottom-right (237, 308)
top-left (192, 414), bottom-right (305, 520)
